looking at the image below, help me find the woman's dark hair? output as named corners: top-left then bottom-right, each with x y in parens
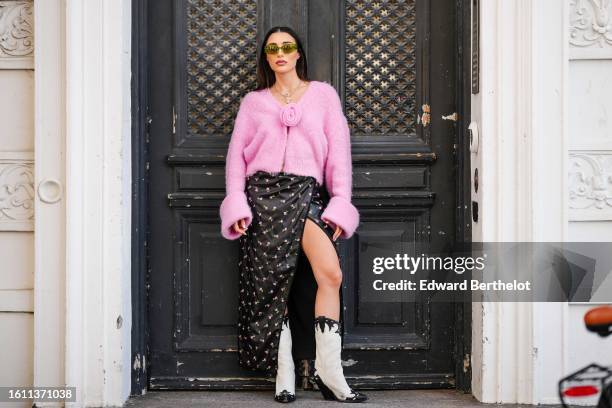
top-left (255, 26), bottom-right (309, 91)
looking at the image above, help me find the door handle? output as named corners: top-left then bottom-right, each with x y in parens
top-left (442, 112), bottom-right (458, 122)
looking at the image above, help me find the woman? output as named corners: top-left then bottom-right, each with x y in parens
top-left (219, 26), bottom-right (367, 404)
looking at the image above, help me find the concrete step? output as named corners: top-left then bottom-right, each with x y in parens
top-left (125, 389), bottom-right (562, 408)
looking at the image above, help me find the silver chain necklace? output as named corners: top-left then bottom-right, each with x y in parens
top-left (273, 80), bottom-right (305, 104)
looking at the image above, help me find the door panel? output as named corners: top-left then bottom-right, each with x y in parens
top-left (148, 0), bottom-right (459, 389)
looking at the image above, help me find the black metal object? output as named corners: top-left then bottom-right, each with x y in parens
top-left (131, 0), bottom-right (150, 396)
top-left (134, 0), bottom-right (471, 393)
top-left (471, 0), bottom-right (479, 94)
top-left (455, 0), bottom-right (473, 391)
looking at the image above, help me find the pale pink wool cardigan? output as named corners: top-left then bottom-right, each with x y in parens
top-left (219, 80), bottom-right (359, 240)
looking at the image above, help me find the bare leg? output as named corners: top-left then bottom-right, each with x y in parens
top-left (300, 218), bottom-right (342, 320)
top-left (301, 219), bottom-right (367, 402)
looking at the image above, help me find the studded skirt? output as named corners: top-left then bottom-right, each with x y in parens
top-left (237, 170), bottom-right (340, 377)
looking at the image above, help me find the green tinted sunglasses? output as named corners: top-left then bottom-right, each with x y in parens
top-left (264, 42), bottom-right (298, 55)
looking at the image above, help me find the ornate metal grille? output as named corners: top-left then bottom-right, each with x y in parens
top-left (186, 0), bottom-right (258, 136)
top-left (345, 0), bottom-right (417, 135)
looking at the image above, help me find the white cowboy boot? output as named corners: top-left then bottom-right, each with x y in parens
top-left (275, 316), bottom-right (296, 403)
top-left (313, 316), bottom-right (367, 403)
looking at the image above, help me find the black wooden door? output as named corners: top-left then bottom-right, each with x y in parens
top-left (147, 0), bottom-right (461, 390)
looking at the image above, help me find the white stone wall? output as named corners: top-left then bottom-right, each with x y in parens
top-left (470, 0), bottom-right (568, 404)
top-left (567, 0), bottom-right (612, 379)
top-left (0, 3), bottom-right (34, 407)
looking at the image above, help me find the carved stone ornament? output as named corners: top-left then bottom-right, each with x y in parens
top-left (0, 1), bottom-right (33, 68)
top-left (570, 0), bottom-right (612, 48)
top-left (0, 153), bottom-right (34, 231)
top-left (569, 152), bottom-right (612, 220)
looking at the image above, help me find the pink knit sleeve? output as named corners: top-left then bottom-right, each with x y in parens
top-left (320, 84), bottom-right (360, 239)
top-left (219, 93), bottom-right (254, 240)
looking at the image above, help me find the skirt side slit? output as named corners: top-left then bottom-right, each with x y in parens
top-left (237, 170), bottom-right (338, 377)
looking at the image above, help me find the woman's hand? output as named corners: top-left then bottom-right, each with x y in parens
top-left (324, 220), bottom-right (343, 241)
top-left (332, 225), bottom-right (342, 241)
top-left (232, 218), bottom-right (249, 236)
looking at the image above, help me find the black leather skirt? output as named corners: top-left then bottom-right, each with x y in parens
top-left (237, 170), bottom-right (340, 376)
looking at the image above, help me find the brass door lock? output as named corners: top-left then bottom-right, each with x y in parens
top-left (419, 103), bottom-right (431, 127)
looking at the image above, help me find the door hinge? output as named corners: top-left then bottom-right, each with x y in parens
top-left (172, 106), bottom-right (176, 135)
top-left (463, 353), bottom-right (471, 372)
top-left (442, 112), bottom-right (459, 122)
top-left (418, 103), bottom-right (431, 127)
top-left (144, 114), bottom-right (152, 143)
